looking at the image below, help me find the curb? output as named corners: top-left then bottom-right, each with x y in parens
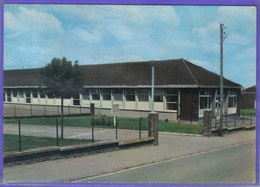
top-left (160, 132), bottom-right (203, 137)
top-left (4, 138), bottom-right (154, 165)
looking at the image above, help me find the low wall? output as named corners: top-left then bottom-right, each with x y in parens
top-left (4, 138), bottom-right (154, 165)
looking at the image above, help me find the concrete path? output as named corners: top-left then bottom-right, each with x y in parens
top-left (3, 130), bottom-right (256, 183)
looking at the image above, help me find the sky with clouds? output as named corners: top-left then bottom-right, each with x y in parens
top-left (4, 4), bottom-right (256, 88)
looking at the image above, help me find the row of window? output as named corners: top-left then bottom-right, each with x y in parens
top-left (79, 88), bottom-right (177, 102)
top-left (199, 91), bottom-right (237, 109)
top-left (3, 88), bottom-right (178, 103)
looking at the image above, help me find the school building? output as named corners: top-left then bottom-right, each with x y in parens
top-left (3, 58), bottom-right (242, 121)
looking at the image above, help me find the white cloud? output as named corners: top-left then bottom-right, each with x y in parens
top-left (106, 5), bottom-right (180, 26)
top-left (190, 59), bottom-right (215, 72)
top-left (102, 54), bottom-right (144, 63)
top-left (171, 40), bottom-right (197, 48)
top-left (4, 7), bottom-right (64, 35)
top-left (71, 28), bottom-right (101, 43)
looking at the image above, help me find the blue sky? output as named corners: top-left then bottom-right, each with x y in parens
top-left (4, 5), bottom-right (256, 88)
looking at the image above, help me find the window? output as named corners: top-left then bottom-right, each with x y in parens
top-left (166, 89), bottom-right (178, 110)
top-left (138, 89), bottom-right (149, 102)
top-left (114, 89), bottom-right (123, 101)
top-left (102, 89), bottom-right (111, 100)
top-left (82, 89), bottom-right (90, 100)
top-left (92, 89), bottom-right (100, 100)
top-left (154, 89), bottom-right (163, 102)
top-left (32, 89), bottom-right (38, 98)
top-left (39, 90), bottom-right (45, 98)
top-left (18, 90), bottom-right (24, 98)
top-left (73, 94), bottom-right (80, 105)
top-left (7, 90), bottom-right (11, 102)
top-left (228, 91), bottom-right (237, 108)
top-left (25, 90), bottom-right (31, 103)
top-left (12, 90), bottom-right (17, 97)
top-left (199, 91), bottom-right (211, 109)
top-left (126, 89), bottom-right (135, 101)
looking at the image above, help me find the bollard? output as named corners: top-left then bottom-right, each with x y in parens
top-left (18, 119), bottom-right (21, 151)
top-left (56, 118), bottom-right (59, 146)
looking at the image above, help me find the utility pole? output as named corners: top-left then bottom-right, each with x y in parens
top-left (219, 23), bottom-right (227, 137)
top-left (151, 62), bottom-right (155, 112)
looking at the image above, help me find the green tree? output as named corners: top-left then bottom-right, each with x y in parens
top-left (40, 57), bottom-right (85, 139)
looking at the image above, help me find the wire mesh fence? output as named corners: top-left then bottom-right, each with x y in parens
top-left (3, 103), bottom-right (91, 118)
top-left (211, 113), bottom-right (256, 129)
top-left (3, 115), bottom-right (149, 153)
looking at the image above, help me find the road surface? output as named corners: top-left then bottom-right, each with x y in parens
top-left (81, 141), bottom-right (255, 183)
top-left (3, 130), bottom-right (256, 183)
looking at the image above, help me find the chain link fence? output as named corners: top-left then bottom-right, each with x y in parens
top-left (3, 103), bottom-right (90, 118)
top-left (211, 113), bottom-right (256, 129)
top-left (3, 115), bottom-right (149, 153)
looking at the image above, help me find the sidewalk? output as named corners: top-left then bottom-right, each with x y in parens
top-left (3, 130), bottom-right (256, 183)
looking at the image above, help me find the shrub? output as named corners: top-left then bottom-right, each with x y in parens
top-left (92, 115), bottom-right (112, 126)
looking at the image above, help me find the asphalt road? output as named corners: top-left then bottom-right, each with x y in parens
top-left (81, 141), bottom-right (256, 183)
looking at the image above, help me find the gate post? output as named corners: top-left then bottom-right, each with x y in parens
top-left (148, 112), bottom-right (159, 146)
top-left (203, 110), bottom-right (212, 137)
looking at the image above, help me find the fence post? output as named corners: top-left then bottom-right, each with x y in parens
top-left (14, 105), bottom-right (16, 117)
top-left (243, 112), bottom-right (244, 125)
top-left (116, 116), bottom-right (118, 140)
top-left (250, 113), bottom-right (252, 126)
top-left (139, 118), bottom-right (142, 139)
top-left (225, 113), bottom-right (227, 127)
top-left (91, 115), bottom-right (94, 143)
top-left (56, 118), bottom-right (59, 146)
top-left (18, 119), bottom-right (21, 152)
top-left (215, 116), bottom-right (217, 128)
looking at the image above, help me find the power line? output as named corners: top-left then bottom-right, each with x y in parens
top-left (93, 5), bottom-right (192, 33)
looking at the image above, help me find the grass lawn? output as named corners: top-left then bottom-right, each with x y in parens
top-left (4, 134), bottom-right (93, 153)
top-left (4, 116), bottom-right (203, 134)
top-left (240, 109), bottom-right (256, 116)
